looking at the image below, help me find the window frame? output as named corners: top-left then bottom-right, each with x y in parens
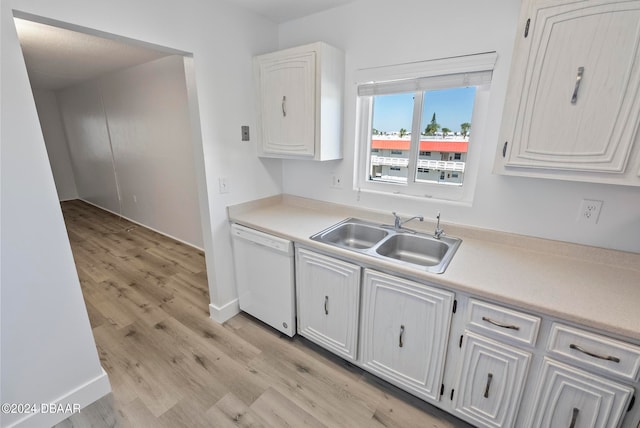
top-left (355, 52), bottom-right (496, 203)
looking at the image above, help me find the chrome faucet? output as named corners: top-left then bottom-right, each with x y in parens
top-left (434, 212), bottom-right (444, 239)
top-left (392, 212), bottom-right (424, 231)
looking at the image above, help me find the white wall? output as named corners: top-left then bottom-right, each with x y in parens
top-left (1, 3), bottom-right (110, 427)
top-left (58, 55), bottom-right (204, 248)
top-left (32, 89), bottom-right (79, 201)
top-left (278, 0), bottom-right (640, 253)
top-left (57, 81), bottom-right (121, 211)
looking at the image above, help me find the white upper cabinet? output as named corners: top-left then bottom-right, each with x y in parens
top-left (254, 42), bottom-right (344, 160)
top-left (495, 0), bottom-right (640, 185)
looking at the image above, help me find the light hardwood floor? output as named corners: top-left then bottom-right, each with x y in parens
top-left (56, 200), bottom-right (470, 428)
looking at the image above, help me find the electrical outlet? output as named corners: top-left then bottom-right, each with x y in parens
top-left (578, 199), bottom-right (603, 224)
top-left (218, 177), bottom-right (229, 194)
top-left (133, 195), bottom-right (137, 203)
top-left (331, 174), bottom-right (343, 188)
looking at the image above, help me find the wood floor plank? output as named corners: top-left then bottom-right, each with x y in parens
top-left (368, 373), bottom-right (465, 428)
top-left (117, 398), bottom-right (161, 428)
top-left (213, 392), bottom-right (270, 428)
top-left (205, 403), bottom-right (253, 428)
top-left (248, 356), bottom-right (385, 428)
top-left (158, 307), bottom-right (263, 367)
top-left (147, 317), bottom-right (269, 407)
top-left (157, 397), bottom-right (221, 428)
top-left (249, 387), bottom-right (328, 428)
top-left (53, 393), bottom-right (123, 428)
top-left (87, 279), bottom-right (168, 329)
top-left (145, 244), bottom-right (206, 275)
top-left (92, 323), bottom-right (183, 417)
top-left (83, 298), bottom-right (108, 329)
top-left (80, 278), bottom-right (136, 329)
top-left (228, 314), bottom-right (384, 416)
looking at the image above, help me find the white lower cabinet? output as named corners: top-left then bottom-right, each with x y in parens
top-left (295, 248), bottom-right (361, 361)
top-left (453, 331), bottom-right (531, 428)
top-left (528, 358), bottom-right (634, 428)
top-left (291, 248), bottom-right (639, 427)
top-left (360, 269), bottom-right (454, 402)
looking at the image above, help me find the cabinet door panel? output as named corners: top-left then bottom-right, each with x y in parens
top-left (296, 248), bottom-right (360, 360)
top-left (454, 331), bottom-right (531, 428)
top-left (360, 270), bottom-right (454, 402)
top-left (498, 0), bottom-right (640, 183)
top-left (260, 53), bottom-right (316, 156)
top-left (528, 358), bottom-right (633, 428)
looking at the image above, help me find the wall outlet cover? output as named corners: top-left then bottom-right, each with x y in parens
top-left (331, 174), bottom-right (343, 188)
top-left (578, 199), bottom-right (603, 224)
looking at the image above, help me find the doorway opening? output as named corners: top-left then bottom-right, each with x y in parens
top-left (13, 9), bottom-right (215, 385)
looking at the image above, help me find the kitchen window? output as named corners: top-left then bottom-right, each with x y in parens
top-left (356, 52), bottom-right (496, 202)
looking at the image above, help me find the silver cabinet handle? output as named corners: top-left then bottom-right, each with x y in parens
top-left (282, 96), bottom-right (287, 117)
top-left (571, 67), bottom-right (584, 104)
top-left (483, 373), bottom-right (493, 398)
top-left (399, 325), bottom-right (405, 348)
top-left (482, 316), bottom-right (520, 331)
top-left (569, 407), bottom-right (579, 428)
top-left (324, 296), bottom-right (328, 315)
top-left (570, 343), bottom-right (620, 363)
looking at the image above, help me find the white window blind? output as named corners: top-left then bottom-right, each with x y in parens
top-left (356, 51), bottom-right (497, 96)
top-left (358, 70), bottom-right (493, 96)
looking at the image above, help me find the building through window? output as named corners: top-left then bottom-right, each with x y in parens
top-left (366, 87), bottom-right (474, 186)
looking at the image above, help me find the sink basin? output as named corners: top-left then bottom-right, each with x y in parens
top-left (312, 220), bottom-right (389, 249)
top-left (310, 218), bottom-right (462, 274)
top-left (375, 233), bottom-right (455, 268)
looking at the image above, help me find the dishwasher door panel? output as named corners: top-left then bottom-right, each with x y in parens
top-left (231, 224), bottom-right (295, 336)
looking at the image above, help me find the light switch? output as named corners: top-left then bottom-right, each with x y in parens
top-left (218, 177), bottom-right (229, 194)
top-left (241, 125), bottom-right (250, 141)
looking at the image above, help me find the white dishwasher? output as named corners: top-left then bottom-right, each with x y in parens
top-left (230, 223), bottom-right (295, 336)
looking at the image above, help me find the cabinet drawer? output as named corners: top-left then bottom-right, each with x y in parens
top-left (466, 299), bottom-right (540, 346)
top-left (547, 323), bottom-right (640, 381)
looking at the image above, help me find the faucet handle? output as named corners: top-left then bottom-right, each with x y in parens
top-left (434, 211), bottom-right (444, 239)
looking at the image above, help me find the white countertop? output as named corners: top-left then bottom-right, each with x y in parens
top-left (228, 195), bottom-right (640, 342)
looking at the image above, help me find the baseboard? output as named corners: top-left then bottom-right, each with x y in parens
top-left (77, 198), bottom-right (204, 251)
top-left (6, 368), bottom-right (111, 428)
top-left (209, 299), bottom-right (240, 323)
top-left (59, 196), bottom-right (79, 202)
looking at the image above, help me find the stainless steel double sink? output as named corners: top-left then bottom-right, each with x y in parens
top-left (310, 218), bottom-right (461, 274)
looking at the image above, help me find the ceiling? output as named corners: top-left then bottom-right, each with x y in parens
top-left (14, 1), bottom-right (354, 91)
top-left (14, 18), bottom-right (170, 90)
top-left (230, 0), bottom-right (355, 23)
